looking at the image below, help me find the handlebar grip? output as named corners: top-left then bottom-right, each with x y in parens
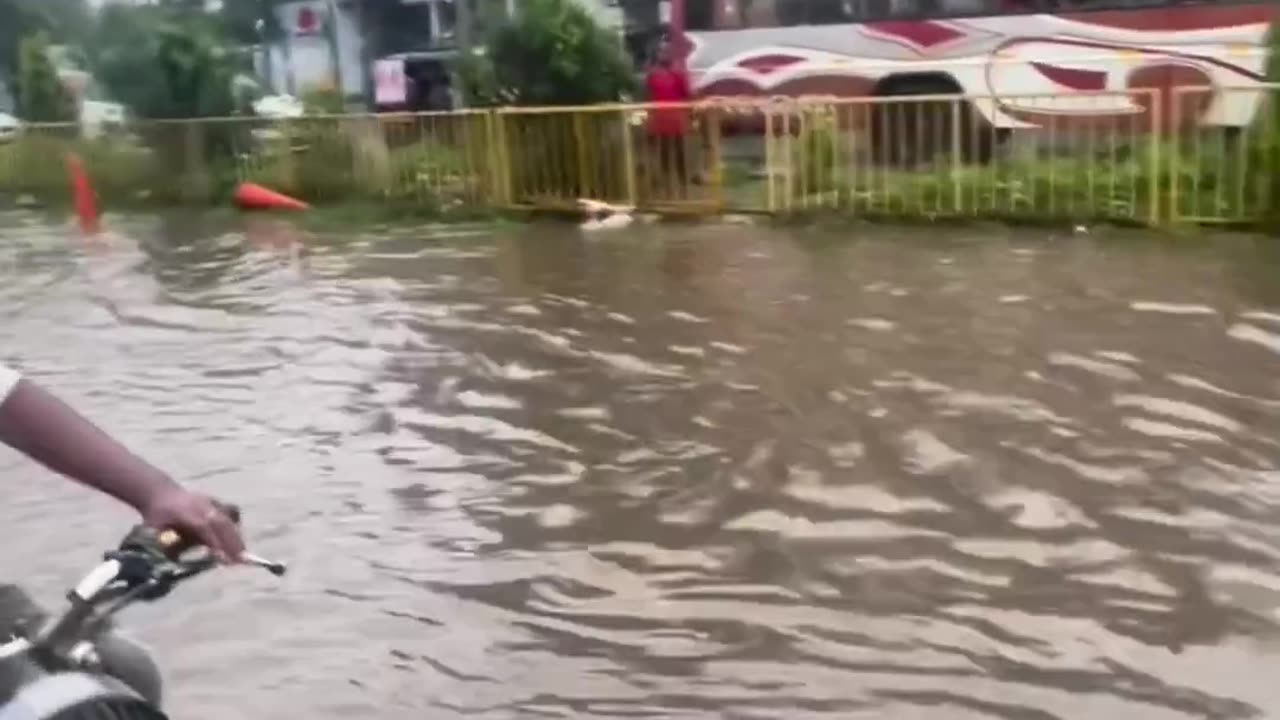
top-left (154, 502), bottom-right (241, 557)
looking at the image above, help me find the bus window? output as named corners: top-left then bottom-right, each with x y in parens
top-left (939, 0), bottom-right (990, 13)
top-left (738, 0), bottom-right (789, 27)
top-left (685, 0), bottom-right (715, 29)
top-left (810, 0), bottom-right (855, 23)
top-left (881, 0), bottom-right (936, 18)
top-left (775, 0), bottom-right (811, 25)
top-left (741, 0), bottom-right (777, 26)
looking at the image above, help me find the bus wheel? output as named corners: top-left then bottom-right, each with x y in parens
top-left (871, 75), bottom-right (995, 166)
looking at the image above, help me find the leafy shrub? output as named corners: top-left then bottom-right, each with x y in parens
top-left (790, 108), bottom-right (840, 196)
top-left (0, 130), bottom-right (162, 204)
top-left (302, 86), bottom-right (345, 115)
top-left (92, 5), bottom-right (235, 121)
top-left (237, 120), bottom-right (475, 211)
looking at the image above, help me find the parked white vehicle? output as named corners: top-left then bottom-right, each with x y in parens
top-left (0, 112), bottom-right (19, 143)
top-left (80, 100), bottom-right (126, 138)
top-left (249, 94), bottom-right (304, 145)
top-left (252, 94), bottom-right (304, 119)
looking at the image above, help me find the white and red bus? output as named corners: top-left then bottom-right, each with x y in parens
top-left (668, 0), bottom-right (1276, 153)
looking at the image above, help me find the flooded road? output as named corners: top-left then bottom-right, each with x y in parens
top-left (2, 212), bottom-right (1280, 719)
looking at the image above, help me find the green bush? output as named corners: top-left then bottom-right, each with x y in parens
top-left (455, 50), bottom-right (504, 107)
top-left (0, 130), bottom-right (163, 205)
top-left (237, 124), bottom-right (354, 202)
top-left (790, 109), bottom-right (840, 195)
top-left (784, 139), bottom-right (1168, 225)
top-left (457, 0), bottom-right (635, 108)
top-left (385, 140), bottom-right (467, 206)
top-left (92, 6), bottom-right (235, 120)
top-left (293, 125), bottom-right (359, 201)
top-left (0, 132), bottom-right (76, 199)
top-left (237, 122), bottom-right (471, 212)
top-left (302, 87), bottom-right (345, 115)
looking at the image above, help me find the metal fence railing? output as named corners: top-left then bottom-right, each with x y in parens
top-left (762, 89), bottom-right (1163, 226)
top-left (1167, 83), bottom-right (1280, 226)
top-left (0, 85), bottom-right (1276, 229)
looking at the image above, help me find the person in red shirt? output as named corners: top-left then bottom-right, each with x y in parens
top-left (645, 41), bottom-right (692, 195)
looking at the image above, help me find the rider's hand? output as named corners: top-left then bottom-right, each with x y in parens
top-left (140, 487), bottom-right (245, 563)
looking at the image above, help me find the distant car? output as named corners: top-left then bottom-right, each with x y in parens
top-left (248, 95), bottom-right (305, 146)
top-left (80, 100), bottom-right (126, 138)
top-left (0, 112), bottom-right (19, 143)
top-left (252, 95), bottom-right (304, 120)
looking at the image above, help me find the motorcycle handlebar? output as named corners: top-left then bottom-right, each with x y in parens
top-left (28, 503), bottom-right (286, 661)
top-left (147, 501), bottom-right (242, 561)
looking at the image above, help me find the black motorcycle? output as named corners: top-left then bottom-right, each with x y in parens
top-left (0, 506), bottom-right (286, 720)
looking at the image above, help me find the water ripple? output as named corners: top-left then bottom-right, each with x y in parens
top-left (1, 215), bottom-right (1279, 719)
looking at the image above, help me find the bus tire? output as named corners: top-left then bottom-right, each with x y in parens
top-left (871, 74), bottom-right (996, 166)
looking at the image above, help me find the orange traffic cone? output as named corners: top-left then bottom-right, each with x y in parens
top-left (234, 183), bottom-right (309, 212)
top-left (66, 154), bottom-right (100, 235)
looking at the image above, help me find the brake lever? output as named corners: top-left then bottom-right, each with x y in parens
top-left (117, 502), bottom-right (287, 584)
top-left (241, 553), bottom-right (287, 577)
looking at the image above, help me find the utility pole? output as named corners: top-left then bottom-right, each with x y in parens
top-left (456, 0), bottom-right (472, 52)
top-left (255, 18), bottom-right (274, 93)
top-left (355, 0), bottom-right (375, 108)
top-left (324, 0), bottom-right (345, 95)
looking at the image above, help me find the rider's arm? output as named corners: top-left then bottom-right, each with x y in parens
top-left (0, 366), bottom-right (179, 514)
top-left (0, 364), bottom-right (243, 560)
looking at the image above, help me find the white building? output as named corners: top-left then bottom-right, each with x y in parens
top-left (257, 1), bottom-right (368, 98)
top-left (256, 0), bottom-right (631, 104)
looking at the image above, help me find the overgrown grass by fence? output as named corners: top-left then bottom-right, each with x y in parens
top-left (0, 85), bottom-right (1277, 231)
top-left (765, 90), bottom-right (1164, 226)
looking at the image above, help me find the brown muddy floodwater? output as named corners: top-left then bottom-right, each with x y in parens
top-left (2, 212), bottom-right (1280, 720)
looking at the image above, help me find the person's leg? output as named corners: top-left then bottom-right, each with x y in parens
top-left (660, 135), bottom-right (681, 197)
top-left (649, 134), bottom-right (668, 197)
top-left (672, 135), bottom-right (689, 196)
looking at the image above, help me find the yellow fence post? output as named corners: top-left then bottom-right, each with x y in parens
top-left (951, 96), bottom-right (962, 215)
top-left (573, 112), bottom-right (588, 201)
top-left (709, 105), bottom-right (724, 211)
top-left (621, 108), bottom-right (637, 209)
top-left (483, 110), bottom-right (500, 207)
top-left (765, 109), bottom-right (776, 213)
top-left (495, 110), bottom-right (513, 207)
top-left (1148, 88), bottom-right (1162, 227)
top-left (1168, 87), bottom-right (1182, 225)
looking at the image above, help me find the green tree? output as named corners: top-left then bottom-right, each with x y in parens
top-left (16, 32), bottom-right (74, 122)
top-left (457, 0), bottom-right (635, 107)
top-left (1, 1), bottom-right (45, 88)
top-left (92, 5), bottom-right (235, 120)
top-left (0, 0), bottom-right (90, 84)
top-left (32, 0), bottom-right (92, 46)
